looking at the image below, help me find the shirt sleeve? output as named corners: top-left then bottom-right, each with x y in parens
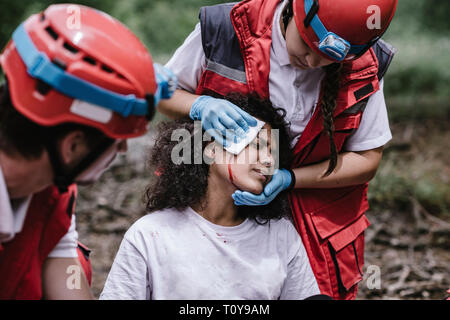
top-left (47, 214), bottom-right (78, 258)
top-left (344, 79), bottom-right (393, 152)
top-left (279, 224), bottom-right (320, 300)
top-left (164, 22), bottom-right (207, 93)
top-left (99, 226), bottom-right (151, 300)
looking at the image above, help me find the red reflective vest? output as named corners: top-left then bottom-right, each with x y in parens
top-left (196, 0), bottom-right (395, 299)
top-left (0, 184), bottom-right (77, 299)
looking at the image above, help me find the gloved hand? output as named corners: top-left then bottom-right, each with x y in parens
top-left (232, 169), bottom-right (295, 206)
top-left (153, 63), bottom-right (177, 106)
top-left (189, 96), bottom-right (258, 147)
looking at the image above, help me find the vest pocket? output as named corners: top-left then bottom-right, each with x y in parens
top-left (308, 185), bottom-right (369, 239)
top-left (333, 112), bottom-right (362, 131)
top-left (308, 187), bottom-right (370, 293)
top-left (300, 112), bottom-right (362, 165)
top-left (327, 216), bottom-right (368, 291)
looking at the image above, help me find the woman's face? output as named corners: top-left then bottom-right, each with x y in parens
top-left (207, 123), bottom-right (277, 194)
top-left (284, 18), bottom-right (334, 69)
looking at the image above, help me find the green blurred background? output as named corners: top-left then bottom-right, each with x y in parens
top-left (1, 0), bottom-right (448, 217)
top-left (1, 0), bottom-right (448, 299)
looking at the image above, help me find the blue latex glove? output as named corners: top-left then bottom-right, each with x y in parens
top-left (153, 63), bottom-right (178, 106)
top-left (232, 169), bottom-right (293, 206)
top-left (189, 96), bottom-right (258, 147)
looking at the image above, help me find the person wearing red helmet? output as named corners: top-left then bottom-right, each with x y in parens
top-left (159, 0), bottom-right (397, 299)
top-left (0, 4), bottom-right (176, 299)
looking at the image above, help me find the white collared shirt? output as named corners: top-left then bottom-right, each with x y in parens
top-left (165, 0), bottom-right (392, 151)
top-left (0, 164), bottom-right (78, 258)
top-left (0, 170), bottom-right (31, 244)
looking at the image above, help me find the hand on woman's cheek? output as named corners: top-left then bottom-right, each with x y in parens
top-left (225, 144), bottom-right (273, 194)
top-left (228, 165), bottom-right (265, 194)
top-left (207, 124), bottom-right (275, 195)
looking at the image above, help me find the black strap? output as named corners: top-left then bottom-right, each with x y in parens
top-left (304, 0), bottom-right (319, 28)
top-left (45, 137), bottom-right (70, 193)
top-left (66, 191), bottom-right (75, 217)
top-left (286, 168), bottom-right (297, 191)
top-left (46, 135), bottom-right (114, 194)
top-left (145, 93), bottom-right (156, 121)
top-left (64, 137), bottom-right (114, 185)
top-left (354, 83), bottom-right (374, 101)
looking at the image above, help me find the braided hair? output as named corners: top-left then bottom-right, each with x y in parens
top-left (282, 0), bottom-right (342, 176)
top-left (320, 62), bottom-right (342, 176)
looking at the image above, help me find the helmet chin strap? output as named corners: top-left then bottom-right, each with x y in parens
top-left (45, 136), bottom-right (114, 193)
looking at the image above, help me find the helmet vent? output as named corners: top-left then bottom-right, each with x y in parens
top-left (40, 13), bottom-right (46, 22)
top-left (63, 42), bottom-right (79, 54)
top-left (101, 65), bottom-right (114, 73)
top-left (81, 57), bottom-right (128, 82)
top-left (36, 79), bottom-right (52, 96)
top-left (45, 26), bottom-right (58, 41)
top-left (83, 56), bottom-right (96, 66)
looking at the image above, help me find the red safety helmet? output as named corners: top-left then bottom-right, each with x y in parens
top-left (0, 4), bottom-right (157, 139)
top-left (292, 0), bottom-right (398, 61)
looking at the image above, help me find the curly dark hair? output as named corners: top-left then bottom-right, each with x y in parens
top-left (145, 93), bottom-right (294, 224)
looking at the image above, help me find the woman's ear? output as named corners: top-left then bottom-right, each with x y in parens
top-left (203, 141), bottom-right (216, 165)
top-left (58, 130), bottom-right (90, 169)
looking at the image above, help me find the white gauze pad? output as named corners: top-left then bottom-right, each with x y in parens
top-left (224, 119), bottom-right (266, 155)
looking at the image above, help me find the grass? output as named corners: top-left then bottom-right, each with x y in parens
top-left (368, 120), bottom-right (450, 218)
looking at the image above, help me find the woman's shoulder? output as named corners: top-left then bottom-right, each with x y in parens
top-left (252, 217), bottom-right (301, 245)
top-left (125, 207), bottom-right (189, 238)
top-left (262, 217), bottom-right (303, 252)
top-left (262, 216), bottom-right (298, 233)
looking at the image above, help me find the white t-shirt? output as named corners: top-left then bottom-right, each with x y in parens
top-left (0, 164), bottom-right (78, 258)
top-left (100, 206), bottom-right (320, 300)
top-left (165, 0), bottom-right (392, 151)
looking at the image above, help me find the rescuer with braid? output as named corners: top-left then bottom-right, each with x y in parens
top-left (159, 0), bottom-right (398, 299)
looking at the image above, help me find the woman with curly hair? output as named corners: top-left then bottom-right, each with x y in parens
top-left (100, 93), bottom-right (320, 300)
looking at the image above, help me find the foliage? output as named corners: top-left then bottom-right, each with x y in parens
top-left (368, 121), bottom-right (450, 217)
top-left (421, 0), bottom-right (450, 32)
top-left (2, 0), bottom-right (448, 106)
top-left (1, 0), bottom-right (448, 218)
top-left (110, 0), bottom-right (224, 61)
top-left (381, 0), bottom-right (450, 119)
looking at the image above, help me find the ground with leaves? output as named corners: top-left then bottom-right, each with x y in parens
top-left (76, 121), bottom-right (449, 300)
